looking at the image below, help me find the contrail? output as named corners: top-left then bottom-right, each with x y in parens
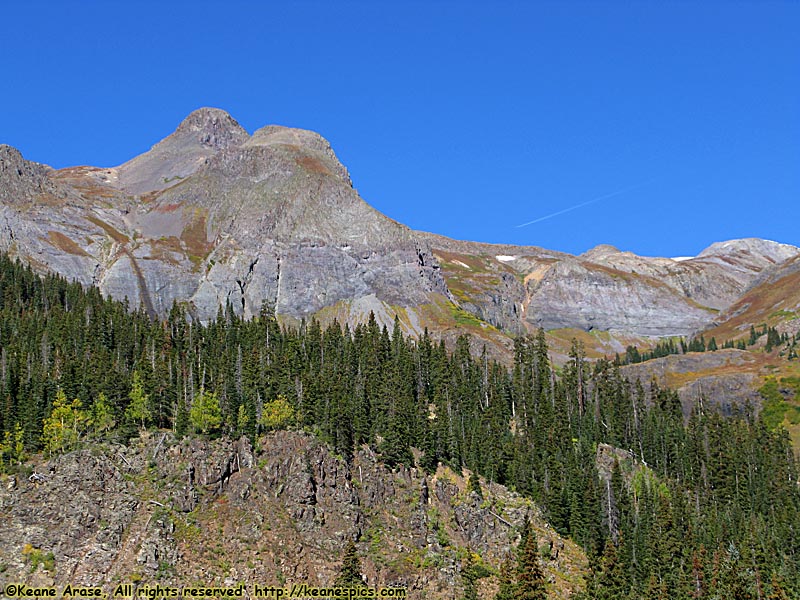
top-left (515, 179), bottom-right (656, 228)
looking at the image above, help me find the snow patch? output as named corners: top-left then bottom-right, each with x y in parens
top-left (496, 255), bottom-right (517, 262)
top-left (671, 256), bottom-right (693, 262)
top-left (453, 260), bottom-right (472, 269)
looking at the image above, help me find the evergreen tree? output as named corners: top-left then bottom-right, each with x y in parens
top-left (461, 550), bottom-right (479, 600)
top-left (495, 552), bottom-right (517, 600)
top-left (334, 540), bottom-right (364, 588)
top-left (1, 249), bottom-right (800, 597)
top-left (516, 532), bottom-right (547, 600)
top-left (595, 539), bottom-right (628, 600)
top-left (467, 471), bottom-right (484, 500)
top-left (767, 572), bottom-right (790, 600)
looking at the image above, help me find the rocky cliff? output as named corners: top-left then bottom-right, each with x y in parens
top-left (0, 432), bottom-right (587, 598)
top-left (619, 349), bottom-right (764, 417)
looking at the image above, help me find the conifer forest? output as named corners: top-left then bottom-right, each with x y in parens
top-left (0, 253), bottom-right (798, 599)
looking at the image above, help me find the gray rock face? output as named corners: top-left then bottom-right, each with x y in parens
top-left (422, 233), bottom-right (800, 338)
top-left (523, 257), bottom-right (715, 336)
top-left (0, 447), bottom-right (140, 587)
top-left (116, 107), bottom-right (250, 195)
top-left (620, 349), bottom-right (762, 417)
top-left (0, 145), bottom-right (56, 204)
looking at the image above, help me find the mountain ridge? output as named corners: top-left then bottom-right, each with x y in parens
top-left (1, 108), bottom-right (798, 349)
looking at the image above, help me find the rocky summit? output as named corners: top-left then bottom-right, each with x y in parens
top-left (1, 108), bottom-right (798, 344)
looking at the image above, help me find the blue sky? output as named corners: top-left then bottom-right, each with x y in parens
top-left (1, 1), bottom-right (798, 257)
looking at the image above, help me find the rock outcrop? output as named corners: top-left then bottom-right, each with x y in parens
top-left (620, 349), bottom-right (763, 416)
top-left (424, 233), bottom-right (800, 338)
top-left (0, 432), bottom-right (587, 598)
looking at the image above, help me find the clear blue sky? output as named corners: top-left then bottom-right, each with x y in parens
top-left (2, 1), bottom-right (798, 257)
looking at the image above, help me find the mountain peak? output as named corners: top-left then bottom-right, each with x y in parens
top-left (114, 108), bottom-right (249, 195)
top-left (581, 244), bottom-right (621, 260)
top-left (174, 107), bottom-right (249, 150)
top-left (244, 125), bottom-right (352, 186)
top-left (697, 238), bottom-right (800, 269)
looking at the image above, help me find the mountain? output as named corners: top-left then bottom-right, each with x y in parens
top-left (422, 234), bottom-right (799, 339)
top-left (0, 108), bottom-right (450, 335)
top-left (1, 108), bottom-right (798, 352)
top-left (1, 227), bottom-right (798, 598)
top-left (702, 253), bottom-right (800, 342)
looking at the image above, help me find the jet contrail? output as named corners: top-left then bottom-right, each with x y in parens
top-left (515, 179), bottom-right (656, 228)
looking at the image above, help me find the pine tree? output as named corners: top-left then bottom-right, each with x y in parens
top-left (461, 550), bottom-right (479, 600)
top-left (467, 471), bottom-right (484, 500)
top-left (767, 572), bottom-right (790, 600)
top-left (175, 397), bottom-right (189, 437)
top-left (495, 552), bottom-right (517, 600)
top-left (334, 540), bottom-right (364, 588)
top-left (516, 531), bottom-right (547, 600)
top-left (596, 539), bottom-right (628, 600)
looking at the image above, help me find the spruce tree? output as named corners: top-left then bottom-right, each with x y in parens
top-left (334, 540), bottom-right (364, 588)
top-left (767, 572), bottom-right (790, 600)
top-left (461, 550), bottom-right (479, 600)
top-left (596, 539), bottom-right (628, 600)
top-left (516, 531), bottom-right (547, 600)
top-left (467, 471), bottom-right (484, 500)
top-left (495, 552), bottom-right (517, 600)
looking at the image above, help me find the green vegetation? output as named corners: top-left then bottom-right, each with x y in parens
top-left (467, 471), bottom-right (484, 500)
top-left (41, 389), bottom-right (86, 456)
top-left (22, 544), bottom-right (55, 573)
top-left (189, 389), bottom-right (222, 434)
top-left (259, 396), bottom-right (295, 431)
top-left (125, 371), bottom-right (152, 430)
top-left (0, 252), bottom-right (798, 598)
top-left (760, 376), bottom-right (800, 430)
top-left (449, 302), bottom-right (486, 327)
